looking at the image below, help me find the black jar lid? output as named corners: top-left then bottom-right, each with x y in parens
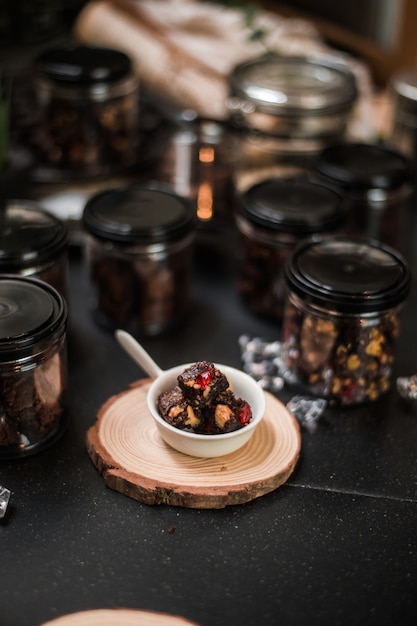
top-left (238, 177), bottom-right (346, 234)
top-left (36, 44), bottom-right (133, 85)
top-left (314, 142), bottom-right (412, 191)
top-left (0, 276), bottom-right (68, 360)
top-left (285, 237), bottom-right (410, 313)
top-left (82, 184), bottom-right (195, 244)
top-left (0, 202), bottom-right (68, 271)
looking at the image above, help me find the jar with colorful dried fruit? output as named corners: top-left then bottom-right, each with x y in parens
top-left (283, 237), bottom-right (410, 405)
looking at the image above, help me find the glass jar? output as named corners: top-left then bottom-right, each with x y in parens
top-left (235, 176), bottom-right (346, 322)
top-left (313, 142), bottom-right (413, 247)
top-left (227, 53), bottom-right (357, 170)
top-left (151, 118), bottom-right (236, 227)
top-left (0, 275), bottom-right (68, 458)
top-left (389, 68), bottom-right (417, 162)
top-left (82, 184), bottom-right (196, 336)
top-left (283, 237), bottom-right (410, 405)
top-left (34, 44), bottom-right (140, 180)
top-left (0, 200), bottom-right (69, 300)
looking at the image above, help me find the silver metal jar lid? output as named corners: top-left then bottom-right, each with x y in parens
top-left (227, 53), bottom-right (357, 122)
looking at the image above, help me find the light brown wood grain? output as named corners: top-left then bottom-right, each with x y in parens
top-left (42, 608), bottom-right (200, 626)
top-left (86, 379), bottom-right (301, 509)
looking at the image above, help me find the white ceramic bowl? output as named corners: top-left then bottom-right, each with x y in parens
top-left (147, 363), bottom-right (266, 458)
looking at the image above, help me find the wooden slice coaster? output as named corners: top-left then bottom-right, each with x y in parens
top-left (42, 608), bottom-right (200, 625)
top-left (86, 379), bottom-right (301, 509)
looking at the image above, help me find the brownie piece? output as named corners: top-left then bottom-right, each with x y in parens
top-left (89, 240), bottom-right (192, 335)
top-left (208, 390), bottom-right (253, 433)
top-left (90, 252), bottom-right (137, 327)
top-left (0, 402), bottom-right (20, 446)
top-left (177, 361), bottom-right (230, 406)
top-left (157, 386), bottom-right (202, 431)
top-left (0, 353), bottom-right (66, 451)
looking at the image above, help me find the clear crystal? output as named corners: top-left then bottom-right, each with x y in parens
top-left (239, 335), bottom-right (288, 393)
top-left (269, 376), bottom-right (285, 393)
top-left (396, 375), bottom-right (417, 400)
top-left (0, 485), bottom-right (11, 519)
top-left (239, 336), bottom-right (328, 430)
top-left (286, 395), bottom-right (327, 432)
top-left (238, 334), bottom-right (250, 349)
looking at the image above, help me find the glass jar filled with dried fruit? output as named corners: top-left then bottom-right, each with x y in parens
top-left (34, 44), bottom-right (139, 180)
top-left (235, 176), bottom-right (347, 323)
top-left (283, 237), bottom-right (410, 405)
top-left (0, 200), bottom-right (69, 301)
top-left (0, 276), bottom-right (68, 458)
top-left (82, 183), bottom-right (196, 336)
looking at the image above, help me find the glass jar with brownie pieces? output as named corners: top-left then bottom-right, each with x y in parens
top-left (0, 276), bottom-right (68, 458)
top-left (312, 142), bottom-right (413, 248)
top-left (82, 183), bottom-right (196, 336)
top-left (283, 237), bottom-right (410, 406)
top-left (235, 176), bottom-right (347, 324)
top-left (34, 44), bottom-right (139, 181)
top-left (0, 200), bottom-right (69, 301)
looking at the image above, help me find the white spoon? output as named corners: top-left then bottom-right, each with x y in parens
top-left (115, 329), bottom-right (163, 379)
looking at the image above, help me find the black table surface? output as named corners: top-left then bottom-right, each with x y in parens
top-left (2, 194), bottom-right (417, 626)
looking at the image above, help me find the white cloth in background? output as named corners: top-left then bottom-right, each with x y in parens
top-left (73, 0), bottom-right (377, 139)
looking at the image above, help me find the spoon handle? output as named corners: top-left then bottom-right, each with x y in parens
top-left (115, 329), bottom-right (163, 379)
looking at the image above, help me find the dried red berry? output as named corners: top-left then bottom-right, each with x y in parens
top-left (238, 402), bottom-right (252, 425)
top-left (342, 381), bottom-right (358, 403)
top-left (196, 368), bottom-right (215, 389)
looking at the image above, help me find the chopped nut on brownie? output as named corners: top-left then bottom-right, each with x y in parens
top-left (209, 390), bottom-right (253, 433)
